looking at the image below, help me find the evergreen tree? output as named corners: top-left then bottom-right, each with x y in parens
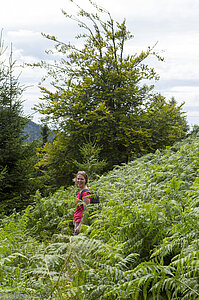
top-left (41, 123), bottom-right (50, 145)
top-left (0, 34), bottom-right (37, 212)
top-left (73, 141), bottom-right (107, 181)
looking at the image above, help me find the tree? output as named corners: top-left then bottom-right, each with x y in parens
top-left (35, 0), bottom-right (188, 180)
top-left (34, 132), bottom-right (77, 192)
top-left (35, 135), bottom-right (107, 193)
top-left (41, 123), bottom-right (50, 145)
top-left (132, 95), bottom-right (188, 154)
top-left (0, 33), bottom-right (38, 213)
top-left (73, 140), bottom-right (107, 181)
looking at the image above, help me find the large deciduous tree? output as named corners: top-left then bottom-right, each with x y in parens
top-left (35, 0), bottom-right (188, 181)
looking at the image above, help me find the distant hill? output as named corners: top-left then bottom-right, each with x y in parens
top-left (23, 121), bottom-right (55, 142)
top-left (23, 121), bottom-right (42, 142)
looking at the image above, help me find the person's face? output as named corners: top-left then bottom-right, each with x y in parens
top-left (76, 174), bottom-right (86, 189)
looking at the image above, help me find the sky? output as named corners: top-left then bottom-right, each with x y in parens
top-left (1, 0), bottom-right (199, 127)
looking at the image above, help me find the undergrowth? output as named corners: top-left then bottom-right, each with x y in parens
top-left (1, 134), bottom-right (199, 299)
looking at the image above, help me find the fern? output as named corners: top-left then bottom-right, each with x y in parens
top-left (2, 134), bottom-right (199, 298)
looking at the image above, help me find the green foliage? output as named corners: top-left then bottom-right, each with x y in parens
top-left (40, 123), bottom-right (50, 145)
top-left (137, 95), bottom-right (188, 152)
top-left (1, 126), bottom-right (199, 298)
top-left (34, 133), bottom-right (77, 191)
top-left (0, 35), bottom-right (41, 213)
top-left (35, 136), bottom-right (107, 192)
top-left (0, 166), bottom-right (6, 184)
top-left (34, 0), bottom-right (188, 181)
top-left (0, 209), bottom-right (42, 298)
top-left (73, 140), bottom-right (107, 181)
top-left (26, 187), bottom-right (75, 239)
top-left (49, 133), bottom-right (199, 298)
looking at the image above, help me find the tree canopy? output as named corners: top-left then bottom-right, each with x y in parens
top-left (35, 0), bottom-right (188, 185)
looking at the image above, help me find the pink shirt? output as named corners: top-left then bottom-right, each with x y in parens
top-left (74, 190), bottom-right (90, 223)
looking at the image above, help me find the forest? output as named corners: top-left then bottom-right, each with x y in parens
top-left (0, 0), bottom-right (198, 299)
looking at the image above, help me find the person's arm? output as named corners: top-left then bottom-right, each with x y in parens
top-left (80, 190), bottom-right (91, 205)
top-left (82, 195), bottom-right (90, 205)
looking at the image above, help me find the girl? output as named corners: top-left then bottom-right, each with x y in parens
top-left (73, 171), bottom-right (91, 235)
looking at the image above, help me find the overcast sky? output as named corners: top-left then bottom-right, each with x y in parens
top-left (1, 0), bottom-right (199, 126)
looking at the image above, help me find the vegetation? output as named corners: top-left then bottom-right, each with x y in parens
top-left (0, 36), bottom-right (40, 213)
top-left (0, 1), bottom-right (196, 298)
top-left (0, 133), bottom-right (199, 299)
top-left (33, 0), bottom-right (188, 190)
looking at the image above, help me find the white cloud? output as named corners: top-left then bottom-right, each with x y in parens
top-left (1, 0), bottom-right (67, 26)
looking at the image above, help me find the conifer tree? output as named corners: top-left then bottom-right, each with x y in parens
top-left (0, 34), bottom-right (36, 212)
top-left (41, 123), bottom-right (50, 145)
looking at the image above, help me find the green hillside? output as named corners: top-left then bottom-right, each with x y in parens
top-left (1, 133), bottom-right (199, 299)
